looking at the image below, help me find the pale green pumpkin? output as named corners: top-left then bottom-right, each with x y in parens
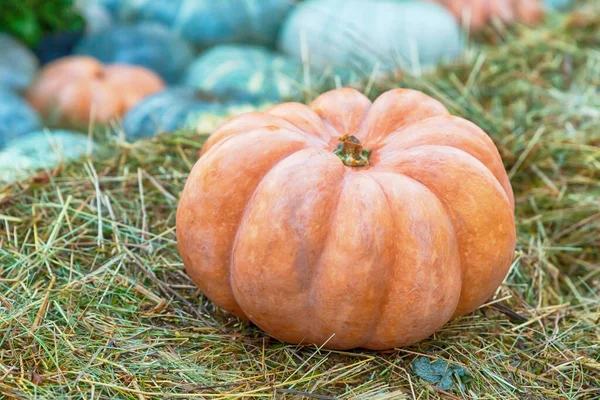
top-left (0, 34), bottom-right (39, 93)
top-left (278, 0), bottom-right (465, 76)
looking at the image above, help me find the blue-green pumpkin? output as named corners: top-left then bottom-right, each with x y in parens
top-left (184, 45), bottom-right (309, 104)
top-left (34, 31), bottom-right (86, 66)
top-left (278, 0), bottom-right (464, 75)
top-left (100, 0), bottom-right (295, 48)
top-left (78, 1), bottom-right (114, 34)
top-left (0, 130), bottom-right (93, 183)
top-left (74, 23), bottom-right (194, 83)
top-left (544, 0), bottom-right (571, 9)
top-left (0, 90), bottom-right (43, 149)
top-left (122, 87), bottom-right (247, 140)
top-left (96, 0), bottom-right (122, 16)
top-left (0, 34), bottom-right (39, 93)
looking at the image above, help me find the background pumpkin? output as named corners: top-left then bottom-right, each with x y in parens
top-left (0, 90), bottom-right (43, 149)
top-left (95, 0), bottom-right (122, 16)
top-left (34, 31), bottom-right (86, 65)
top-left (176, 88), bottom-right (516, 350)
top-left (77, 0), bottom-right (113, 34)
top-left (27, 56), bottom-right (165, 126)
top-left (74, 23), bottom-right (194, 83)
top-left (99, 0), bottom-right (295, 48)
top-left (278, 0), bottom-right (464, 76)
top-left (121, 87), bottom-right (252, 140)
top-left (544, 0), bottom-right (571, 9)
top-left (429, 0), bottom-right (545, 32)
top-left (184, 44), bottom-right (309, 104)
top-left (0, 34), bottom-right (39, 93)
top-left (0, 129), bottom-right (93, 183)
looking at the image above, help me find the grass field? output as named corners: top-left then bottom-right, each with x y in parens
top-left (1, 4), bottom-right (600, 399)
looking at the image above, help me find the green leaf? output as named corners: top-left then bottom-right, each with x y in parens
top-left (0, 0), bottom-right (85, 47)
top-left (2, 8), bottom-right (42, 46)
top-left (411, 357), bottom-right (473, 391)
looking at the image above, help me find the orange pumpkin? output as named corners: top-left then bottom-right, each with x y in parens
top-left (176, 88), bottom-right (516, 350)
top-left (430, 0), bottom-right (544, 31)
top-left (27, 56), bottom-right (164, 125)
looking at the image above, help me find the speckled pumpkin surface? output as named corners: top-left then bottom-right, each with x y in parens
top-left (184, 45), bottom-right (306, 104)
top-left (176, 88), bottom-right (516, 350)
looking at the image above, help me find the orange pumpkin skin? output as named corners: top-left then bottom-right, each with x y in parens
top-left (27, 56), bottom-right (164, 125)
top-left (430, 0), bottom-right (544, 32)
top-left (176, 88), bottom-right (516, 350)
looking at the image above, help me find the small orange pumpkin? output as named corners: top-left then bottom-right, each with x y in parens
top-left (27, 56), bottom-right (164, 125)
top-left (177, 88), bottom-right (516, 350)
top-left (430, 0), bottom-right (545, 31)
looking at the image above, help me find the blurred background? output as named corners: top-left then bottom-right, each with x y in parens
top-left (0, 0), bottom-right (575, 182)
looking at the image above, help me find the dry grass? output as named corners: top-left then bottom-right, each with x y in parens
top-left (1, 4), bottom-right (600, 399)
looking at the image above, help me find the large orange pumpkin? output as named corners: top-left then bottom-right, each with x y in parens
top-left (176, 88), bottom-right (516, 350)
top-left (27, 56), bottom-right (164, 125)
top-left (430, 0), bottom-right (544, 32)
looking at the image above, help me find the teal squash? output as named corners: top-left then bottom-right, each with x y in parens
top-left (0, 90), bottom-right (43, 149)
top-left (0, 34), bottom-right (39, 93)
top-left (122, 87), bottom-right (248, 140)
top-left (96, 0), bottom-right (122, 15)
top-left (544, 0), bottom-right (571, 9)
top-left (34, 31), bottom-right (86, 66)
top-left (74, 23), bottom-right (194, 83)
top-left (78, 1), bottom-right (113, 34)
top-left (278, 0), bottom-right (464, 76)
top-left (0, 130), bottom-right (93, 183)
top-left (99, 0), bottom-right (295, 48)
top-left (184, 45), bottom-right (308, 104)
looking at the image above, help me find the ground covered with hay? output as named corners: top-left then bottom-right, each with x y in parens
top-left (1, 4), bottom-right (600, 399)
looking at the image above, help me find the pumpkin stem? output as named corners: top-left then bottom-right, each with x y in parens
top-left (334, 135), bottom-right (371, 167)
